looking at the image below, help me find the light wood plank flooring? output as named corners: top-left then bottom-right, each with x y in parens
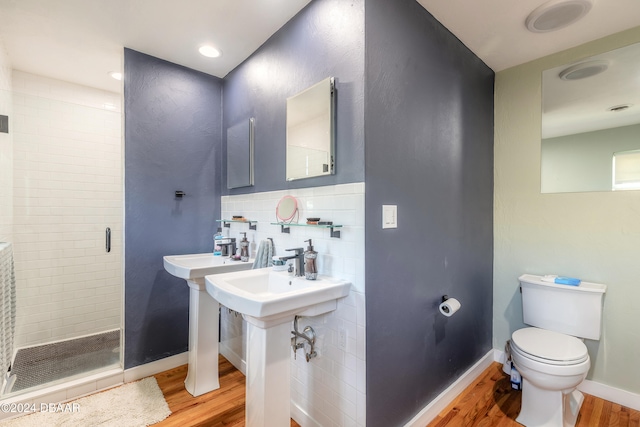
top-left (428, 362), bottom-right (640, 427)
top-left (152, 355), bottom-right (299, 427)
top-left (151, 357), bottom-right (638, 426)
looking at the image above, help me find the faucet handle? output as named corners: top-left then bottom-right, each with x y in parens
top-left (285, 247), bottom-right (304, 254)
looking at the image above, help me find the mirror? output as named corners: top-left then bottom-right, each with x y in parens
top-left (276, 196), bottom-right (298, 222)
top-left (286, 77), bottom-right (335, 181)
top-left (227, 118), bottom-right (254, 189)
top-left (541, 42), bottom-right (640, 193)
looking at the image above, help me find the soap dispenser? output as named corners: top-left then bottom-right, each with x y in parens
top-left (303, 239), bottom-right (318, 280)
top-left (239, 232), bottom-right (250, 262)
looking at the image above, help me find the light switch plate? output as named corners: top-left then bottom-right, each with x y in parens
top-left (382, 205), bottom-right (397, 229)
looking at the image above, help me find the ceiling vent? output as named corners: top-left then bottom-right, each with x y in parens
top-left (526, 0), bottom-right (593, 33)
top-left (558, 60), bottom-right (608, 80)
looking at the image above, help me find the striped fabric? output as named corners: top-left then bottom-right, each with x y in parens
top-left (0, 242), bottom-right (16, 394)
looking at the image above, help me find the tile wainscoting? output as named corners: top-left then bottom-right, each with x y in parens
top-left (220, 182), bottom-right (365, 426)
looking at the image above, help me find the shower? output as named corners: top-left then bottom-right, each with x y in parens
top-left (0, 70), bottom-right (123, 399)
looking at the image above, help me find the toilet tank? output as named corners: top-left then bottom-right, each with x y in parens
top-left (519, 274), bottom-right (606, 340)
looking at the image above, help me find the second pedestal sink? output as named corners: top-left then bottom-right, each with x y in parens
top-left (163, 253), bottom-right (253, 396)
top-left (205, 268), bottom-right (351, 427)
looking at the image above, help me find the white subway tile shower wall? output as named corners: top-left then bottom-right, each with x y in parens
top-left (0, 45), bottom-right (12, 243)
top-left (11, 71), bottom-right (121, 112)
top-left (11, 71), bottom-right (122, 348)
top-left (220, 183), bottom-right (366, 427)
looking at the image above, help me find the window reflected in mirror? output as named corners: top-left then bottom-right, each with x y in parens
top-left (541, 42), bottom-right (640, 193)
top-left (613, 149), bottom-right (640, 191)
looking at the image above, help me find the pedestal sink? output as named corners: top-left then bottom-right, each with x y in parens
top-left (163, 253), bottom-right (253, 396)
top-left (205, 269), bottom-right (351, 427)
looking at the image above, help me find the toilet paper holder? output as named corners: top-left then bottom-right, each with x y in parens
top-left (439, 295), bottom-right (461, 317)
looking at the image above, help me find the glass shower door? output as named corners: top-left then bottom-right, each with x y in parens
top-left (0, 73), bottom-right (123, 397)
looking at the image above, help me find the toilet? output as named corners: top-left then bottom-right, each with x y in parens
top-left (510, 274), bottom-right (606, 427)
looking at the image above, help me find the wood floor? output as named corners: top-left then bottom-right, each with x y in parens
top-left (428, 362), bottom-right (640, 427)
top-left (151, 357), bottom-right (638, 427)
top-left (152, 355), bottom-right (299, 427)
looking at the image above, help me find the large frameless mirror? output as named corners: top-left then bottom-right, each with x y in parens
top-left (227, 118), bottom-right (254, 189)
top-left (540, 42), bottom-right (640, 193)
top-left (286, 77), bottom-right (335, 181)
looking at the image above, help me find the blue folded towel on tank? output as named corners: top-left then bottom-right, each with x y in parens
top-left (541, 275), bottom-right (581, 286)
top-left (554, 276), bottom-right (581, 286)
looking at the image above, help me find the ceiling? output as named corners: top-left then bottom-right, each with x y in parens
top-left (0, 0), bottom-right (311, 93)
top-left (542, 42), bottom-right (640, 138)
top-left (1, 0), bottom-right (639, 95)
top-left (417, 0), bottom-right (640, 72)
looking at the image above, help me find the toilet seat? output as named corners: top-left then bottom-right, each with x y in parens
top-left (512, 327), bottom-right (588, 366)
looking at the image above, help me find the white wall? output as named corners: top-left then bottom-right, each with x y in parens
top-left (494, 27), bottom-right (640, 394)
top-left (541, 124), bottom-right (640, 193)
top-left (220, 182), bottom-right (366, 426)
top-left (11, 71), bottom-right (122, 348)
top-left (0, 40), bottom-right (12, 243)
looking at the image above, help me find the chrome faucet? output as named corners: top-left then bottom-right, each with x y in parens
top-left (280, 247), bottom-right (304, 276)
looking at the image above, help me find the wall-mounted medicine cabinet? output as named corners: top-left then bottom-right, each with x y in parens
top-left (227, 117), bottom-right (254, 189)
top-left (286, 77), bottom-right (336, 181)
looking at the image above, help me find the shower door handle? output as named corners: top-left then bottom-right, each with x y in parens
top-left (105, 227), bottom-right (111, 253)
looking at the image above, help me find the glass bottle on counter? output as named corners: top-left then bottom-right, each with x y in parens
top-left (303, 239), bottom-right (317, 280)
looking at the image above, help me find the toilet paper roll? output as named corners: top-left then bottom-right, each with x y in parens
top-left (439, 298), bottom-right (461, 317)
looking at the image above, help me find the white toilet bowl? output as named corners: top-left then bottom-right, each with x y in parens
top-left (511, 327), bottom-right (590, 427)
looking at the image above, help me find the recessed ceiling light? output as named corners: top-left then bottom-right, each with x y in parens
top-left (109, 71), bottom-right (123, 81)
top-left (199, 45), bottom-right (221, 58)
top-left (525, 0), bottom-right (592, 33)
top-left (558, 60), bottom-right (608, 80)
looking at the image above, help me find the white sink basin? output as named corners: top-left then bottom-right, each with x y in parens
top-left (205, 267), bottom-right (351, 427)
top-left (205, 268), bottom-right (351, 327)
top-left (163, 253), bottom-right (253, 280)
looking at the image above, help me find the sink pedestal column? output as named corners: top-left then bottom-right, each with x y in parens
top-left (244, 316), bottom-right (293, 427)
top-left (185, 279), bottom-right (220, 396)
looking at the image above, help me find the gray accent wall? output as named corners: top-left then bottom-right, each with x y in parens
top-left (222, 0), bottom-right (365, 194)
top-left (364, 0), bottom-right (494, 425)
top-left (124, 49), bottom-right (223, 368)
top-left (122, 0), bottom-right (494, 422)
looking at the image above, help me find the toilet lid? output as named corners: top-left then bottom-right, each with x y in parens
top-left (511, 328), bottom-right (588, 364)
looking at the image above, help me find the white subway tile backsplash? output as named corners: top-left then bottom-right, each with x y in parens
top-left (220, 183), bottom-right (365, 426)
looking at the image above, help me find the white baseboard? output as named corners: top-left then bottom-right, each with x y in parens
top-left (291, 401), bottom-right (322, 427)
top-left (219, 343), bottom-right (246, 376)
top-left (494, 349), bottom-right (640, 411)
top-left (578, 379), bottom-right (640, 411)
top-left (123, 351), bottom-right (189, 383)
top-left (404, 349), bottom-right (495, 427)
top-left (404, 348), bottom-right (640, 426)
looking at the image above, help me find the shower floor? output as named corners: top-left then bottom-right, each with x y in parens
top-left (9, 330), bottom-right (120, 393)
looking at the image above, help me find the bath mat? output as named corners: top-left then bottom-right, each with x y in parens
top-left (0, 377), bottom-right (171, 426)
